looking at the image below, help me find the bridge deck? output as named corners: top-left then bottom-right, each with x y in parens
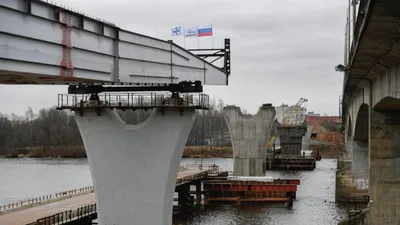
top-left (0, 169), bottom-right (205, 225)
top-left (0, 0), bottom-right (228, 85)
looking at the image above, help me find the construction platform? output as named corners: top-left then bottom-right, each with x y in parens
top-left (56, 93), bottom-right (209, 115)
top-left (266, 154), bottom-right (318, 171)
top-left (202, 174), bottom-right (300, 206)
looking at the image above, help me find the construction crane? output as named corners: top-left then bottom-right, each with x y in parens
top-left (282, 98), bottom-right (308, 126)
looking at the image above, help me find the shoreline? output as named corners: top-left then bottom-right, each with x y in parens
top-left (0, 144), bottom-right (342, 159)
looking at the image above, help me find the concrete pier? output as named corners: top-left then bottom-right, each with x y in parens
top-left (367, 110), bottom-right (400, 224)
top-left (278, 125), bottom-right (307, 155)
top-left (301, 125), bottom-right (313, 151)
top-left (223, 104), bottom-right (276, 176)
top-left (75, 108), bottom-right (195, 225)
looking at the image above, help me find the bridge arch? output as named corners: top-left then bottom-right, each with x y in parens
top-left (373, 96), bottom-right (400, 111)
top-left (351, 103), bottom-right (369, 191)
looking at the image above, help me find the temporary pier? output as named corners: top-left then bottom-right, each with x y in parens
top-left (202, 174), bottom-right (300, 205)
top-left (267, 154), bottom-right (317, 171)
top-left (266, 124), bottom-right (318, 170)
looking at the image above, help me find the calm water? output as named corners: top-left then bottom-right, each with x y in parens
top-left (0, 158), bottom-right (350, 224)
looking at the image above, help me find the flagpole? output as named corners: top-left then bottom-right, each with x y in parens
top-left (211, 24), bottom-right (214, 49)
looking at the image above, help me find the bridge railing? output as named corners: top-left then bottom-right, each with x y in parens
top-left (343, 0), bottom-right (369, 89)
top-left (175, 164), bottom-right (220, 186)
top-left (0, 186), bottom-right (94, 213)
top-left (57, 93), bottom-right (210, 110)
top-left (26, 203), bottom-right (97, 225)
top-left (185, 163), bottom-right (220, 173)
top-left (176, 171), bottom-right (208, 186)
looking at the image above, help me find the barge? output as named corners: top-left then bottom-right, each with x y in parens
top-left (203, 174), bottom-right (300, 206)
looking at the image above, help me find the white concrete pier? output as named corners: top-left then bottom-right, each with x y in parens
top-left (75, 108), bottom-right (195, 225)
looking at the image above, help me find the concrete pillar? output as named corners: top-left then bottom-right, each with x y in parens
top-left (223, 104), bottom-right (276, 176)
top-left (278, 125), bottom-right (307, 155)
top-left (301, 125), bottom-right (313, 151)
top-left (75, 108), bottom-right (195, 225)
top-left (345, 135), bottom-right (353, 162)
top-left (367, 110), bottom-right (400, 224)
top-left (351, 140), bottom-right (368, 180)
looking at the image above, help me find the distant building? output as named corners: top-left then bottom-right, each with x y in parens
top-left (307, 111), bottom-right (320, 116)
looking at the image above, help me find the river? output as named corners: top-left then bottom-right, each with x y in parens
top-left (0, 158), bottom-right (350, 224)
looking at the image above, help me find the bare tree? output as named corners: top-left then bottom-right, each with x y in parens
top-left (0, 100), bottom-right (242, 156)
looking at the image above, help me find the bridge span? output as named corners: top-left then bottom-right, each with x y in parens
top-left (340, 0), bottom-right (400, 223)
top-left (0, 0), bottom-right (229, 85)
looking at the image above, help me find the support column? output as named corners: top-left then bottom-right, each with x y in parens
top-left (195, 182), bottom-right (201, 205)
top-left (278, 125), bottom-right (307, 155)
top-left (351, 140), bottom-right (369, 183)
top-left (367, 110), bottom-right (400, 224)
top-left (301, 125), bottom-right (313, 151)
top-left (177, 184), bottom-right (190, 213)
top-left (75, 108), bottom-right (195, 225)
top-left (345, 135), bottom-right (353, 164)
top-left (223, 104), bottom-right (276, 176)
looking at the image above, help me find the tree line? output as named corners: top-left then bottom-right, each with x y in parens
top-left (0, 98), bottom-right (234, 157)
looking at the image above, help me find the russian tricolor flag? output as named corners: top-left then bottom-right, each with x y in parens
top-left (198, 25), bottom-right (213, 37)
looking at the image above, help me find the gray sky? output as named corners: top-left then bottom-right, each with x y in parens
top-left (0, 0), bottom-right (347, 116)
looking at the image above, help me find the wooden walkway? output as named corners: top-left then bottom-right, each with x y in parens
top-left (0, 169), bottom-right (206, 225)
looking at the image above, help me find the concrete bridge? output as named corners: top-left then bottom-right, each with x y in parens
top-left (340, 0), bottom-right (400, 223)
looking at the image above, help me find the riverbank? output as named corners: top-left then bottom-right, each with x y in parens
top-left (182, 146), bottom-right (232, 158)
top-left (0, 146), bottom-right (233, 159)
top-left (0, 146), bottom-right (86, 159)
top-left (0, 143), bottom-right (342, 159)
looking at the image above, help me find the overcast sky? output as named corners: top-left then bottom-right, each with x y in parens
top-left (0, 0), bottom-right (347, 116)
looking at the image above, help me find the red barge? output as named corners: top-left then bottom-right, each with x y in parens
top-left (203, 175), bottom-right (300, 205)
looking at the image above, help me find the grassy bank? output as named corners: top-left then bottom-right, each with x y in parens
top-left (183, 146), bottom-right (233, 158)
top-left (1, 146), bottom-right (86, 158)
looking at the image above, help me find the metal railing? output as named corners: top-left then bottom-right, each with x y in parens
top-left (27, 203), bottom-right (97, 225)
top-left (57, 93), bottom-right (209, 110)
top-left (0, 186), bottom-right (94, 212)
top-left (185, 163), bottom-right (219, 172)
top-left (176, 171), bottom-right (209, 186)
